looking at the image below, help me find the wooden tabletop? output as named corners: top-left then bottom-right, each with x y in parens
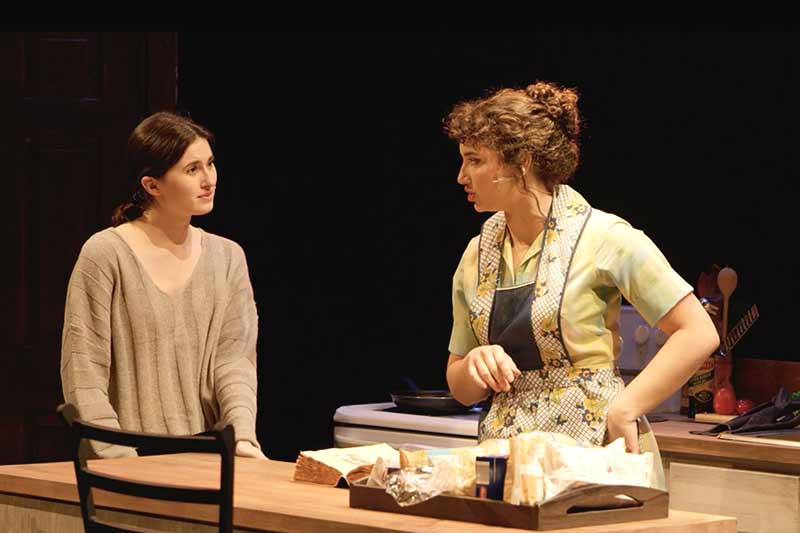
top-left (651, 418), bottom-right (800, 466)
top-left (0, 453), bottom-right (735, 532)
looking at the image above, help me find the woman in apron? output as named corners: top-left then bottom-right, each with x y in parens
top-left (444, 82), bottom-right (719, 489)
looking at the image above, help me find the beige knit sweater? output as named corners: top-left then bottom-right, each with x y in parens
top-left (60, 227), bottom-right (259, 458)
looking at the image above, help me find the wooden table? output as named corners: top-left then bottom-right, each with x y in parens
top-left (652, 418), bottom-right (800, 533)
top-left (0, 453), bottom-right (735, 532)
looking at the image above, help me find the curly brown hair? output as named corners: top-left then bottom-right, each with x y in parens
top-left (444, 81), bottom-right (581, 193)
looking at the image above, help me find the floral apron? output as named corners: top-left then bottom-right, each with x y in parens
top-left (469, 184), bottom-right (665, 488)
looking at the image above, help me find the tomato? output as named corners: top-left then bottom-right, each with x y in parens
top-left (736, 398), bottom-right (756, 415)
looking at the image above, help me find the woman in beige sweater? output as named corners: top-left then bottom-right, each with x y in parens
top-left (60, 111), bottom-right (266, 459)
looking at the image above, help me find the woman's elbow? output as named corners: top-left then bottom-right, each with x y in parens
top-left (700, 322), bottom-right (720, 356)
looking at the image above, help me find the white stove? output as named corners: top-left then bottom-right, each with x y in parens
top-left (333, 402), bottom-right (479, 450)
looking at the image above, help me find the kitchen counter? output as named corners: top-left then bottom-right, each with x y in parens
top-left (652, 417), bottom-right (800, 470)
top-left (0, 453), bottom-right (735, 532)
top-left (651, 417), bottom-right (800, 533)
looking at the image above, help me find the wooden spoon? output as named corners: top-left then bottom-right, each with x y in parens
top-left (713, 267), bottom-right (739, 414)
top-left (717, 267), bottom-right (738, 342)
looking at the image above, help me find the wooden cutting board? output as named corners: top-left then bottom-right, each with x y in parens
top-left (718, 429), bottom-right (800, 448)
top-left (693, 413), bottom-right (737, 424)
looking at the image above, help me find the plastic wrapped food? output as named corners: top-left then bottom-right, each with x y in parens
top-left (503, 431), bottom-right (577, 505)
top-left (385, 447), bottom-right (482, 506)
top-left (543, 437), bottom-right (653, 500)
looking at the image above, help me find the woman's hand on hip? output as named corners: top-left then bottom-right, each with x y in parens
top-left (465, 345), bottom-right (521, 393)
top-left (236, 440), bottom-right (268, 459)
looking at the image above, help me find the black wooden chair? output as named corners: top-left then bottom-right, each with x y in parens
top-left (57, 403), bottom-right (235, 533)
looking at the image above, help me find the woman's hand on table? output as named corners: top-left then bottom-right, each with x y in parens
top-left (236, 440), bottom-right (268, 460)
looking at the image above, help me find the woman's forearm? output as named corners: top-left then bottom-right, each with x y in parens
top-left (612, 325), bottom-right (719, 419)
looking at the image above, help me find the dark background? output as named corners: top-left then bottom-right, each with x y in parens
top-left (176, 31), bottom-right (799, 460)
top-left (2, 31), bottom-right (797, 464)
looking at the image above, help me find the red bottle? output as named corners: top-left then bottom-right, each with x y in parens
top-left (713, 384), bottom-right (737, 415)
top-left (713, 360), bottom-right (737, 415)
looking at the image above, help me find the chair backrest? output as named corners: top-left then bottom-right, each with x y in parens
top-left (57, 403), bottom-right (235, 533)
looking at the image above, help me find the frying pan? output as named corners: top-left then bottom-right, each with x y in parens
top-left (389, 389), bottom-right (477, 415)
top-left (390, 378), bottom-right (481, 414)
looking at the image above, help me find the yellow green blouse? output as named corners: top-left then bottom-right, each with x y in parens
top-left (448, 209), bottom-right (693, 368)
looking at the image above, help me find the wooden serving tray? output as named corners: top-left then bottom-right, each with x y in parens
top-left (350, 480), bottom-right (668, 530)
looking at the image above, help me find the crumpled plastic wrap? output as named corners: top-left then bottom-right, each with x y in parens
top-left (384, 465), bottom-right (443, 506)
top-left (383, 451), bottom-right (478, 507)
